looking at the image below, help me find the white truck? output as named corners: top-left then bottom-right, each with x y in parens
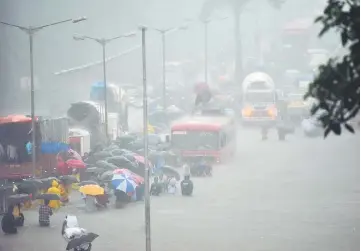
top-left (240, 72), bottom-right (278, 126)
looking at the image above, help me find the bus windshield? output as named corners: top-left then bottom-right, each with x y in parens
top-left (171, 131), bottom-right (219, 150)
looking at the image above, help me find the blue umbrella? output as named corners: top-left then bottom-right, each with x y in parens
top-left (111, 174), bottom-right (137, 193)
top-left (91, 81), bottom-right (105, 88)
top-left (90, 82), bottom-right (105, 101)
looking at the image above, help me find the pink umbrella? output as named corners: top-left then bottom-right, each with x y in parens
top-left (66, 159), bottom-right (86, 169)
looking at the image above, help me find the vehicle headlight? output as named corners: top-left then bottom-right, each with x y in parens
top-left (242, 107), bottom-right (253, 117)
top-left (267, 107), bottom-right (278, 117)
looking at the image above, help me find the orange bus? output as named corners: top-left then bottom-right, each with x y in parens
top-left (170, 115), bottom-right (236, 163)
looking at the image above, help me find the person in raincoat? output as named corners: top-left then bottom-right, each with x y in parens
top-left (59, 181), bottom-right (69, 203)
top-left (47, 180), bottom-right (61, 209)
top-left (167, 176), bottom-right (177, 194)
top-left (148, 123), bottom-right (155, 134)
top-left (72, 169), bottom-right (81, 190)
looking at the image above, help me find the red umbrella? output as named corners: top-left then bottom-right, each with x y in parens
top-left (113, 168), bottom-right (144, 184)
top-left (66, 159), bottom-right (86, 169)
top-left (57, 154), bottom-right (71, 175)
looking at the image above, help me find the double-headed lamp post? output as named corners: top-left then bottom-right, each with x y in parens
top-left (73, 32), bottom-right (136, 140)
top-left (201, 17), bottom-right (228, 84)
top-left (0, 17), bottom-right (87, 176)
top-left (149, 24), bottom-right (188, 110)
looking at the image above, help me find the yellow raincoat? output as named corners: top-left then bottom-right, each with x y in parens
top-left (148, 123), bottom-right (155, 134)
top-left (59, 183), bottom-right (69, 203)
top-left (47, 180), bottom-right (61, 209)
top-left (12, 205), bottom-right (20, 217)
top-left (72, 173), bottom-right (80, 190)
top-left (65, 184), bottom-right (72, 199)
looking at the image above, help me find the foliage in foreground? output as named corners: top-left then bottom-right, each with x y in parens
top-left (305, 0), bottom-right (360, 137)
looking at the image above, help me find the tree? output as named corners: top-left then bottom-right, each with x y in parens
top-left (305, 0), bottom-right (360, 137)
top-left (200, 0), bottom-right (284, 83)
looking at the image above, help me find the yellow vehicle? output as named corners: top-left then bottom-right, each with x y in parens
top-left (287, 93), bottom-right (309, 122)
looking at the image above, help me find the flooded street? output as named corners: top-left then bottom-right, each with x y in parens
top-left (0, 0), bottom-right (359, 250)
top-left (1, 127), bottom-right (359, 251)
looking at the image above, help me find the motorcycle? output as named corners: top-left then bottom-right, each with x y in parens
top-left (71, 243), bottom-right (92, 251)
top-left (62, 215), bottom-right (94, 251)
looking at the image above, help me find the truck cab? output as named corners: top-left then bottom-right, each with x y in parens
top-left (240, 72), bottom-right (278, 126)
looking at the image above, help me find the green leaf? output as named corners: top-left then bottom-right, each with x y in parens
top-left (315, 16), bottom-right (323, 23)
top-left (344, 123), bottom-right (355, 133)
top-left (331, 123), bottom-right (342, 135)
top-left (319, 25), bottom-right (331, 37)
top-left (341, 31), bottom-right (348, 46)
top-left (310, 104), bottom-right (319, 115)
top-left (324, 126), bottom-right (331, 138)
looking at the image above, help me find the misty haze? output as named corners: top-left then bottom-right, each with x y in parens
top-left (0, 0), bottom-right (359, 251)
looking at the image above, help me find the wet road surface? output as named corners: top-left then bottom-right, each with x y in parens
top-left (0, 128), bottom-right (359, 251)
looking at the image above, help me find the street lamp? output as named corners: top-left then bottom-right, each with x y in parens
top-left (0, 16), bottom-right (87, 176)
top-left (149, 24), bottom-right (188, 110)
top-left (139, 25), bottom-right (151, 251)
top-left (201, 17), bottom-right (228, 84)
top-left (73, 32), bottom-right (136, 140)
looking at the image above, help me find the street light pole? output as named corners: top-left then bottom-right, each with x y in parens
top-left (101, 41), bottom-right (109, 140)
top-left (204, 21), bottom-right (209, 84)
top-left (140, 25), bottom-right (151, 251)
top-left (151, 24), bottom-right (188, 110)
top-left (0, 17), bottom-right (86, 176)
top-left (161, 31), bottom-right (166, 110)
top-left (200, 17), bottom-right (227, 84)
top-left (73, 32), bottom-right (135, 141)
top-left (29, 30), bottom-right (36, 174)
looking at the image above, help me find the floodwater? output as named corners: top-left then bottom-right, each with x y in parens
top-left (0, 125), bottom-right (359, 251)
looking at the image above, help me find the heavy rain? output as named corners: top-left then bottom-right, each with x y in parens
top-left (0, 0), bottom-right (359, 251)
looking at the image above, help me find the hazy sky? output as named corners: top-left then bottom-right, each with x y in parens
top-left (0, 0), bottom-right (325, 115)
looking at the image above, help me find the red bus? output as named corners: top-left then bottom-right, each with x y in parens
top-left (170, 115), bottom-right (237, 163)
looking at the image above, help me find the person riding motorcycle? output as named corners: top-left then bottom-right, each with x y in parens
top-left (62, 215), bottom-right (92, 251)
